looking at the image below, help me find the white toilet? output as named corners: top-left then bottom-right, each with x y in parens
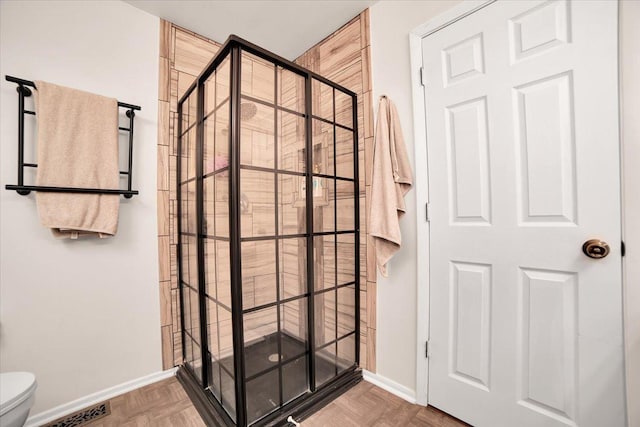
top-left (0, 372), bottom-right (37, 427)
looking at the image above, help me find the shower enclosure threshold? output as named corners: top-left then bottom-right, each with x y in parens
top-left (178, 360), bottom-right (362, 426)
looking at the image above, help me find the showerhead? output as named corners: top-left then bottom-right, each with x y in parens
top-left (220, 102), bottom-right (258, 136)
top-left (241, 102), bottom-right (257, 120)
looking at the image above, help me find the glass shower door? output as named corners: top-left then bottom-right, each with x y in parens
top-left (239, 51), bottom-right (310, 424)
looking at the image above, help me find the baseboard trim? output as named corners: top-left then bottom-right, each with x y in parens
top-left (362, 370), bottom-right (417, 404)
top-left (25, 368), bottom-right (178, 427)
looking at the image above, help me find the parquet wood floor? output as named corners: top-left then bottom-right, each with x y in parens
top-left (302, 381), bottom-right (469, 427)
top-left (81, 377), bottom-right (469, 427)
top-left (87, 377), bottom-right (204, 427)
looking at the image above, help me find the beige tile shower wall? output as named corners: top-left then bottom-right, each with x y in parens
top-left (296, 10), bottom-right (376, 372)
top-left (157, 11), bottom-right (376, 371)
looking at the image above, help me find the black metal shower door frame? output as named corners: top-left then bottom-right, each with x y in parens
top-left (176, 35), bottom-right (361, 427)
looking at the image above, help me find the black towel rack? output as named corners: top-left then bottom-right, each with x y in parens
top-left (4, 75), bottom-right (141, 198)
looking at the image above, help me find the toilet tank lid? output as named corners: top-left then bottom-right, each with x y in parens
top-left (0, 372), bottom-right (37, 416)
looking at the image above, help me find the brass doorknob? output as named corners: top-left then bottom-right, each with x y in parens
top-left (582, 239), bottom-right (610, 259)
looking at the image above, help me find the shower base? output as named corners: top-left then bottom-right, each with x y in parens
top-left (178, 332), bottom-right (362, 426)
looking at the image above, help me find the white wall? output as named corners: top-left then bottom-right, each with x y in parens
top-left (0, 0), bottom-right (162, 415)
top-left (369, 0), bottom-right (461, 394)
top-left (620, 2), bottom-right (640, 426)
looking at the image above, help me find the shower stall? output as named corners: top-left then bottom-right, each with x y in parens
top-left (176, 36), bottom-right (360, 426)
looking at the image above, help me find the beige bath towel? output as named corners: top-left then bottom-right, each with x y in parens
top-left (34, 81), bottom-right (120, 239)
top-left (369, 96), bottom-right (413, 277)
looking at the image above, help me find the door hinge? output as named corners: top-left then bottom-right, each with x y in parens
top-left (622, 241), bottom-right (626, 257)
top-left (420, 66), bottom-right (425, 86)
top-left (425, 340), bottom-right (429, 358)
top-left (425, 202), bottom-right (430, 222)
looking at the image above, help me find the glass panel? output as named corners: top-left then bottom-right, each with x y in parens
top-left (315, 344), bottom-right (337, 388)
top-left (207, 297), bottom-right (220, 360)
top-left (180, 96), bottom-right (190, 134)
top-left (218, 305), bottom-right (234, 417)
top-left (313, 178), bottom-right (335, 233)
top-left (314, 235), bottom-right (335, 291)
top-left (180, 236), bottom-right (198, 288)
top-left (208, 351), bottom-right (221, 401)
top-left (203, 177), bottom-right (214, 236)
top-left (241, 52), bottom-right (275, 104)
top-left (186, 181), bottom-right (197, 234)
top-left (217, 56), bottom-right (231, 107)
top-left (337, 285), bottom-right (356, 337)
top-left (277, 67), bottom-right (304, 113)
top-left (180, 185), bottom-right (188, 233)
top-left (188, 235), bottom-right (199, 290)
top-left (215, 102), bottom-right (230, 173)
top-left (181, 128), bottom-right (197, 182)
top-left (279, 174), bottom-right (305, 235)
top-left (220, 361), bottom-right (236, 421)
top-left (180, 282), bottom-right (192, 341)
top-left (189, 128), bottom-right (197, 181)
top-left (243, 307), bottom-right (278, 378)
top-left (180, 192), bottom-right (190, 233)
top-left (337, 334), bottom-right (356, 372)
top-left (216, 241), bottom-right (231, 309)
top-left (312, 79), bottom-right (333, 121)
top-left (204, 71), bottom-right (216, 117)
top-left (314, 290), bottom-right (336, 347)
top-left (282, 355), bottom-right (309, 404)
top-left (312, 119), bottom-right (333, 176)
top-left (281, 299), bottom-right (308, 356)
top-left (278, 112), bottom-right (305, 173)
top-left (179, 135), bottom-right (187, 183)
top-left (280, 238), bottom-right (306, 299)
top-left (179, 129), bottom-right (189, 183)
top-left (240, 170), bottom-right (275, 238)
top-left (334, 90), bottom-right (353, 129)
top-left (190, 287), bottom-right (201, 345)
top-left (242, 240), bottom-right (277, 310)
top-left (241, 102), bottom-right (275, 169)
top-left (201, 83), bottom-right (229, 202)
top-left (215, 173), bottom-right (229, 238)
top-left (181, 90), bottom-right (198, 133)
top-left (337, 234), bottom-right (356, 286)
top-left (203, 119), bottom-right (215, 176)
top-left (204, 237), bottom-right (216, 296)
top-left (188, 90), bottom-right (198, 130)
top-left (187, 130), bottom-right (197, 182)
top-left (246, 369), bottom-right (279, 424)
top-left (189, 342), bottom-right (203, 383)
top-left (180, 244), bottom-right (189, 287)
top-left (184, 335), bottom-right (193, 365)
top-left (218, 306), bottom-right (234, 370)
top-left (335, 127), bottom-right (354, 179)
top-left (336, 180), bottom-right (355, 232)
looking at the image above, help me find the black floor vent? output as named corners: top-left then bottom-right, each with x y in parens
top-left (42, 401), bottom-right (111, 427)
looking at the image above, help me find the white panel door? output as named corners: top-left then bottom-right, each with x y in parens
top-left (422, 1), bottom-right (625, 426)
